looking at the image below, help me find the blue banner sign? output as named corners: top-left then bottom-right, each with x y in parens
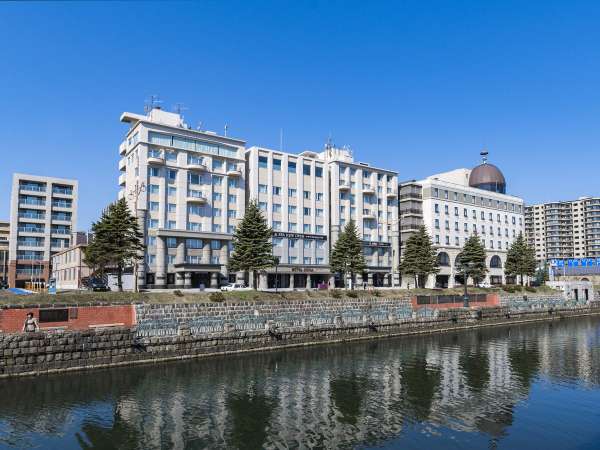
top-left (550, 258), bottom-right (600, 268)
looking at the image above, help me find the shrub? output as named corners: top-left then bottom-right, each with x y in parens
top-left (209, 291), bottom-right (225, 303)
top-left (173, 289), bottom-right (184, 297)
top-left (330, 289), bottom-right (342, 299)
top-left (502, 285), bottom-right (516, 293)
top-left (524, 286), bottom-right (536, 293)
top-left (370, 289), bottom-right (381, 297)
top-left (346, 290), bottom-right (358, 298)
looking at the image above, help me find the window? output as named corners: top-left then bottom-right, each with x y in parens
top-left (435, 204), bottom-right (439, 214)
top-left (454, 207), bottom-right (459, 216)
top-left (227, 162), bottom-right (237, 172)
top-left (288, 222), bottom-right (297, 231)
top-left (168, 186), bottom-right (177, 196)
top-left (316, 257), bottom-right (324, 264)
top-left (187, 222), bottom-right (201, 231)
top-left (227, 210), bottom-right (237, 218)
top-left (188, 172), bottom-right (201, 185)
top-left (211, 255), bottom-right (220, 264)
top-left (455, 237), bottom-right (460, 246)
top-left (472, 210), bottom-right (477, 219)
top-left (212, 224), bottom-right (222, 232)
top-left (149, 167), bottom-right (160, 177)
top-left (316, 240), bottom-right (325, 248)
top-left (464, 223), bottom-right (468, 232)
top-left (213, 208), bottom-right (221, 217)
top-left (213, 176), bottom-right (222, 185)
top-left (303, 191), bottom-right (310, 199)
top-left (288, 256), bottom-right (297, 264)
top-left (227, 225), bottom-right (235, 234)
top-left (273, 221), bottom-right (281, 230)
top-left (454, 222), bottom-right (459, 231)
top-left (168, 169), bottom-right (177, 181)
top-left (149, 201), bottom-right (159, 211)
top-left (149, 184), bottom-right (159, 194)
top-left (316, 192), bottom-right (323, 201)
top-left (435, 235), bottom-right (440, 244)
top-left (288, 205), bottom-right (297, 214)
top-left (166, 237), bottom-right (177, 248)
top-left (168, 203), bottom-right (176, 213)
top-left (148, 236), bottom-right (156, 246)
top-left (315, 167), bottom-right (323, 177)
top-left (211, 240), bottom-right (221, 250)
top-left (316, 208), bottom-right (323, 217)
top-left (463, 208), bottom-right (468, 218)
top-left (186, 255), bottom-right (201, 264)
top-left (435, 219), bottom-right (440, 229)
top-left (315, 225), bottom-right (324, 234)
top-left (304, 257), bottom-right (312, 265)
top-left (258, 156), bottom-right (268, 168)
top-left (512, 216), bottom-right (516, 225)
top-left (304, 240), bottom-right (312, 249)
top-left (303, 164), bottom-right (311, 176)
top-left (148, 254), bottom-right (156, 264)
top-left (212, 159), bottom-right (223, 170)
top-left (228, 194), bottom-right (236, 203)
top-left (188, 204), bottom-right (202, 215)
top-left (444, 190), bottom-right (449, 199)
top-left (304, 207), bottom-right (311, 216)
top-left (273, 237), bottom-right (283, 246)
top-left (258, 184), bottom-right (268, 193)
top-left (445, 220), bottom-right (449, 230)
top-left (288, 188), bottom-right (297, 197)
top-left (303, 224), bottom-right (311, 233)
top-left (433, 188), bottom-right (439, 198)
top-left (445, 236), bottom-right (450, 245)
top-left (488, 212), bottom-right (493, 221)
top-left (444, 205), bottom-right (449, 214)
top-left (167, 255), bottom-right (175, 264)
top-left (258, 201), bottom-right (267, 211)
top-left (167, 220), bottom-right (176, 229)
top-left (273, 159), bottom-right (281, 171)
top-left (289, 239), bottom-right (298, 248)
top-left (148, 219), bottom-right (159, 229)
top-left (288, 161), bottom-right (296, 173)
top-left (273, 186), bottom-right (281, 195)
top-left (227, 178), bottom-right (238, 188)
top-left (272, 204), bottom-right (282, 213)
top-left (481, 211), bottom-right (485, 220)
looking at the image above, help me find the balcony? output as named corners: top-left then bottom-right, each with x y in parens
top-left (187, 195), bottom-right (208, 204)
top-left (387, 190), bottom-right (398, 198)
top-left (187, 162), bottom-right (208, 171)
top-left (18, 226), bottom-right (45, 234)
top-left (399, 192), bottom-right (422, 200)
top-left (18, 212), bottom-right (45, 221)
top-left (119, 173), bottom-right (126, 186)
top-left (227, 169), bottom-right (242, 177)
top-left (147, 156), bottom-right (165, 165)
top-left (362, 185), bottom-right (376, 195)
top-left (20, 185), bottom-right (46, 195)
top-left (19, 199), bottom-right (46, 208)
top-left (362, 211), bottom-right (377, 220)
top-left (339, 183), bottom-right (351, 191)
top-left (52, 201), bottom-right (72, 209)
top-left (51, 228), bottom-right (71, 235)
top-left (119, 142), bottom-right (127, 155)
top-left (52, 187), bottom-right (74, 196)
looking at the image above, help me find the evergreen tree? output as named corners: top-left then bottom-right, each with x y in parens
top-left (330, 220), bottom-right (366, 289)
top-left (505, 232), bottom-right (537, 285)
top-left (228, 200), bottom-right (275, 289)
top-left (457, 234), bottom-right (488, 284)
top-left (534, 262), bottom-right (549, 285)
top-left (85, 198), bottom-right (144, 291)
top-left (398, 225), bottom-right (439, 288)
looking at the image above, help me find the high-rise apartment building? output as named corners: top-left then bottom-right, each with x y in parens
top-left (0, 220), bottom-right (9, 284)
top-left (399, 155), bottom-right (525, 288)
top-left (525, 196), bottom-right (600, 265)
top-left (246, 147), bottom-right (330, 289)
top-left (323, 145), bottom-right (400, 287)
top-left (245, 144), bottom-right (400, 288)
top-left (8, 174), bottom-right (78, 288)
top-left (119, 108), bottom-right (246, 289)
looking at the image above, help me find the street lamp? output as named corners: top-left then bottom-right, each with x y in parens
top-left (273, 256), bottom-right (280, 294)
top-left (463, 261), bottom-right (476, 308)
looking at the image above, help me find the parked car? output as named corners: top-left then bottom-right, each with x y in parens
top-left (89, 281), bottom-right (111, 292)
top-left (220, 282), bottom-right (249, 292)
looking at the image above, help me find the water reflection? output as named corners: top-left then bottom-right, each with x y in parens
top-left (1, 318), bottom-right (600, 449)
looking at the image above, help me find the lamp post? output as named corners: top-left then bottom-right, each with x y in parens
top-left (273, 256), bottom-right (280, 294)
top-left (128, 180), bottom-right (146, 293)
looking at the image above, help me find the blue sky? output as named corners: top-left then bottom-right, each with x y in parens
top-left (1, 1), bottom-right (599, 229)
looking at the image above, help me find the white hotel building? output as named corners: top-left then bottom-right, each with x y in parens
top-left (246, 145), bottom-right (400, 289)
top-left (400, 155), bottom-right (525, 288)
top-left (119, 108), bottom-right (246, 289)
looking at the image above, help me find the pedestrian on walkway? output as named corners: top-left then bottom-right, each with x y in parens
top-left (23, 312), bottom-right (39, 332)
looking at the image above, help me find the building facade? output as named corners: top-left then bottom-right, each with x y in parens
top-left (50, 244), bottom-right (92, 290)
top-left (323, 145), bottom-right (400, 287)
top-left (245, 147), bottom-right (331, 289)
top-left (400, 156), bottom-right (525, 288)
top-left (8, 174), bottom-right (78, 288)
top-left (119, 108), bottom-right (246, 289)
top-left (525, 197), bottom-right (600, 265)
top-left (0, 220), bottom-right (9, 284)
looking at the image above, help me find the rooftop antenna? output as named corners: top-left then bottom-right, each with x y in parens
top-left (480, 148), bottom-right (489, 164)
top-left (144, 95), bottom-right (162, 113)
top-left (173, 103), bottom-right (188, 116)
top-left (279, 128), bottom-right (284, 151)
top-left (224, 123), bottom-right (228, 137)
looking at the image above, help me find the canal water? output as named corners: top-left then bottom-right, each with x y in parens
top-left (1, 317), bottom-right (600, 449)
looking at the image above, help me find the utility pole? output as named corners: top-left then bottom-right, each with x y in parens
top-left (128, 180), bottom-right (146, 293)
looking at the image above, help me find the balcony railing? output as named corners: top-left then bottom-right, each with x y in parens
top-left (18, 227), bottom-right (45, 233)
top-left (20, 198), bottom-right (45, 206)
top-left (52, 187), bottom-right (73, 195)
top-left (16, 268), bottom-right (44, 275)
top-left (51, 228), bottom-right (71, 235)
top-left (51, 214), bottom-right (71, 221)
top-left (20, 184), bottom-right (46, 192)
top-left (19, 212), bottom-right (45, 220)
top-left (52, 201), bottom-right (72, 208)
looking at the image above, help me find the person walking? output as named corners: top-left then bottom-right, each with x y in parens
top-left (23, 312), bottom-right (39, 332)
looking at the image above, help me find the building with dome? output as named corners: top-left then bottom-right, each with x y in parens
top-left (399, 152), bottom-right (525, 288)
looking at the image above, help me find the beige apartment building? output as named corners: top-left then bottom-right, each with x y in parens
top-left (525, 196), bottom-right (600, 265)
top-left (119, 107), bottom-right (246, 289)
top-left (0, 220), bottom-right (9, 284)
top-left (245, 147), bottom-right (330, 289)
top-left (8, 173), bottom-right (78, 288)
top-left (51, 243), bottom-right (92, 290)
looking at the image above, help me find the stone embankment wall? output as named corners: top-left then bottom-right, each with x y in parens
top-left (1, 301), bottom-right (599, 379)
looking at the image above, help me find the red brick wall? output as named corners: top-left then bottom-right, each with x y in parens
top-left (410, 293), bottom-right (500, 310)
top-left (0, 305), bottom-right (135, 333)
